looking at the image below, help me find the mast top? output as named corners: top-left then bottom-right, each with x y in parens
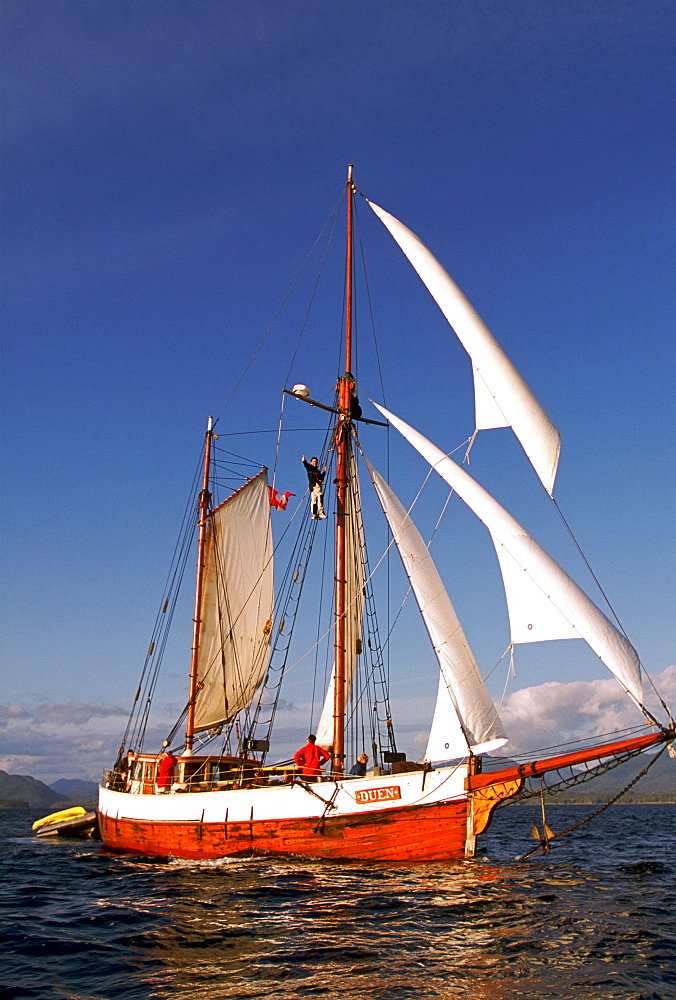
top-left (347, 164), bottom-right (353, 183)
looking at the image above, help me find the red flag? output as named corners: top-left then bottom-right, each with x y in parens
top-left (269, 488), bottom-right (295, 510)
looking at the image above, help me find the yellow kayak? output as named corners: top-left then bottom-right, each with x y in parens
top-left (32, 806), bottom-right (87, 831)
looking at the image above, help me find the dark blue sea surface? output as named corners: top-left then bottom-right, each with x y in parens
top-left (1, 804), bottom-right (674, 1000)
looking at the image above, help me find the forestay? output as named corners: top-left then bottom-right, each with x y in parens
top-left (374, 404), bottom-right (645, 710)
top-left (365, 456), bottom-right (506, 760)
top-left (193, 470), bottom-right (274, 732)
top-left (368, 200), bottom-right (561, 495)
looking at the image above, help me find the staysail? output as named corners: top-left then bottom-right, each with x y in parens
top-left (365, 456), bottom-right (507, 760)
top-left (368, 200), bottom-right (561, 495)
top-left (315, 445), bottom-right (365, 746)
top-left (374, 404), bottom-right (644, 709)
top-left (193, 470), bottom-right (274, 732)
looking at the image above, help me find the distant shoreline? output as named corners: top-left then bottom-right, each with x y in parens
top-left (522, 798), bottom-right (675, 806)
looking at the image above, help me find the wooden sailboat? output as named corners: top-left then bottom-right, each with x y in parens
top-left (97, 167), bottom-right (673, 862)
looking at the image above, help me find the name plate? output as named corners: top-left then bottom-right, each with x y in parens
top-left (355, 785), bottom-right (402, 805)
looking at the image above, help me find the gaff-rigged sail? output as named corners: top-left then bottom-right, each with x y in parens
top-left (368, 200), bottom-right (561, 495)
top-left (374, 403), bottom-right (646, 711)
top-left (365, 456), bottom-right (506, 760)
top-left (315, 445), bottom-right (365, 747)
top-left (193, 470), bottom-right (274, 732)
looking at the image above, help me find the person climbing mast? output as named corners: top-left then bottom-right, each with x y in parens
top-left (301, 455), bottom-right (328, 519)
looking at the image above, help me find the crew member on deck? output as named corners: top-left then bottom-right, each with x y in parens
top-left (156, 751), bottom-right (178, 793)
top-left (294, 734), bottom-right (331, 780)
top-left (301, 455), bottom-right (327, 519)
top-left (350, 753), bottom-right (369, 777)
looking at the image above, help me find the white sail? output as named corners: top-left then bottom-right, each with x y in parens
top-left (374, 403), bottom-right (644, 708)
top-left (493, 542), bottom-right (577, 643)
top-left (368, 200), bottom-right (561, 495)
top-left (193, 471), bottom-right (274, 731)
top-left (365, 457), bottom-right (507, 760)
top-left (427, 676), bottom-right (474, 762)
top-left (315, 445), bottom-right (365, 747)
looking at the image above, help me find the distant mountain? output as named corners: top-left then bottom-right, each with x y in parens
top-left (553, 750), bottom-right (675, 802)
top-left (0, 770), bottom-right (69, 809)
top-left (50, 778), bottom-right (99, 802)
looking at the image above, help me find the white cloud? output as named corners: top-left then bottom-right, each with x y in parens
top-left (33, 702), bottom-right (127, 725)
top-left (0, 704), bottom-right (31, 723)
top-left (498, 665), bottom-right (675, 755)
top-left (0, 700), bottom-right (134, 783)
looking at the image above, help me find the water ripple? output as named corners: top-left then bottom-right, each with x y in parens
top-left (1, 805), bottom-right (675, 1000)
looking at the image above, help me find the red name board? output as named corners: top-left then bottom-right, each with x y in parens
top-left (355, 785), bottom-right (402, 805)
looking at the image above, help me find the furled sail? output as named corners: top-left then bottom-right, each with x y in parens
top-left (315, 444), bottom-right (365, 747)
top-left (365, 456), bottom-right (507, 760)
top-left (368, 200), bottom-right (561, 495)
top-left (193, 470), bottom-right (274, 732)
top-left (374, 404), bottom-right (644, 709)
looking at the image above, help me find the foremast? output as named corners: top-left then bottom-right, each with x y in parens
top-left (332, 165), bottom-right (356, 776)
top-left (185, 416), bottom-right (214, 753)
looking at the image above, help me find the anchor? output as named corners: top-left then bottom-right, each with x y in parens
top-left (530, 779), bottom-right (556, 852)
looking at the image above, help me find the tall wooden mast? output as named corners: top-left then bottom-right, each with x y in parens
top-left (332, 165), bottom-right (355, 776)
top-left (185, 416), bottom-right (213, 753)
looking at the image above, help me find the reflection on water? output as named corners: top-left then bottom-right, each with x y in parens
top-left (136, 859), bottom-right (529, 998)
top-left (1, 805), bottom-right (674, 1000)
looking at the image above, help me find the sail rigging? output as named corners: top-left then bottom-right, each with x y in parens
top-left (98, 169), bottom-right (673, 867)
top-left (374, 403), bottom-right (647, 713)
top-left (367, 200), bottom-right (561, 495)
top-left (315, 443), bottom-right (366, 747)
top-left (192, 470), bottom-right (274, 732)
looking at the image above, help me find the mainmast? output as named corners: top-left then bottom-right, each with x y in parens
top-left (185, 416), bottom-right (213, 753)
top-left (332, 165), bottom-right (356, 776)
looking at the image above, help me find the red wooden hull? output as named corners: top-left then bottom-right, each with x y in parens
top-left (99, 798), bottom-right (471, 862)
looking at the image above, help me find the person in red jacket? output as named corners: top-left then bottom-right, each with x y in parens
top-left (156, 751), bottom-right (177, 792)
top-left (293, 734), bottom-right (330, 780)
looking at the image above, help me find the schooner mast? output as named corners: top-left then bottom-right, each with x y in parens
top-left (185, 416), bottom-right (214, 754)
top-left (332, 164), bottom-right (356, 776)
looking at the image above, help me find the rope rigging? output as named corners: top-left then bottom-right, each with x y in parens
top-left (514, 742), bottom-right (670, 860)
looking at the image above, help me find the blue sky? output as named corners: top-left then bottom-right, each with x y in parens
top-left (2, 1), bottom-right (674, 782)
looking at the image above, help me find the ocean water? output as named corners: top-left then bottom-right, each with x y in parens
top-left (1, 804), bottom-right (674, 1000)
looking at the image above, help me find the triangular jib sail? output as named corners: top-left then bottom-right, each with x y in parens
top-left (364, 455), bottom-right (507, 760)
top-left (193, 470), bottom-right (274, 732)
top-left (374, 403), bottom-right (645, 711)
top-left (368, 200), bottom-right (561, 495)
